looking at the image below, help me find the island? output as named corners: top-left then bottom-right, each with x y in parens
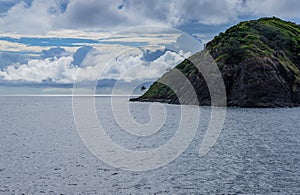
top-left (131, 17), bottom-right (300, 107)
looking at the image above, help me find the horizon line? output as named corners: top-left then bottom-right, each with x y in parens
top-left (0, 94), bottom-right (140, 97)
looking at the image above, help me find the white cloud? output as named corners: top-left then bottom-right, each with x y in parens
top-left (75, 45), bottom-right (187, 82)
top-left (0, 40), bottom-right (51, 53)
top-left (0, 0), bottom-right (57, 34)
top-left (0, 56), bottom-right (77, 83)
top-left (98, 49), bottom-right (186, 82)
top-left (0, 46), bottom-right (187, 84)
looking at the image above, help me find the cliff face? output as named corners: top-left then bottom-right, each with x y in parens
top-left (228, 56), bottom-right (300, 107)
top-left (131, 17), bottom-right (300, 107)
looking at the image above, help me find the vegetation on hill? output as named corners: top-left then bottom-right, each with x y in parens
top-left (133, 17), bottom-right (300, 107)
top-left (207, 17), bottom-right (300, 79)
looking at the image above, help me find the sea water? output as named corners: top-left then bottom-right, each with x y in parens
top-left (0, 96), bottom-right (299, 194)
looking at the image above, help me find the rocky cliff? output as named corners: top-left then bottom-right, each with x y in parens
top-left (131, 17), bottom-right (300, 107)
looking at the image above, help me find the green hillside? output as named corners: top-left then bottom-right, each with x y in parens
top-left (132, 17), bottom-right (300, 107)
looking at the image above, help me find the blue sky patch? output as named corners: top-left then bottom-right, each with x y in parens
top-left (0, 37), bottom-right (99, 47)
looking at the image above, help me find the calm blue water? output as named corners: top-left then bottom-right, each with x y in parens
top-left (0, 96), bottom-right (299, 194)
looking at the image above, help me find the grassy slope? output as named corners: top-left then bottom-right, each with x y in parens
top-left (207, 17), bottom-right (300, 79)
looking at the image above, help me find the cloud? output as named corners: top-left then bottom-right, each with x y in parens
top-left (0, 29), bottom-right (110, 39)
top-left (89, 48), bottom-right (187, 82)
top-left (57, 0), bottom-right (129, 29)
top-left (0, 56), bottom-right (77, 83)
top-left (0, 52), bottom-right (30, 67)
top-left (1, 0), bottom-right (300, 95)
top-left (74, 45), bottom-right (187, 82)
top-left (0, 25), bottom-right (199, 85)
top-left (72, 46), bottom-right (93, 65)
top-left (244, 0), bottom-right (300, 19)
top-left (0, 40), bottom-right (50, 53)
top-left (1, 0), bottom-right (300, 34)
top-left (0, 46), bottom-right (187, 84)
top-left (0, 27), bottom-right (194, 84)
top-left (0, 0), bottom-right (56, 34)
top-left (56, 0), bottom-right (244, 29)
top-left (0, 0), bottom-right (21, 14)
top-left (41, 47), bottom-right (70, 59)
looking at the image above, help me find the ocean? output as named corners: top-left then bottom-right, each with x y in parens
top-left (0, 96), bottom-right (299, 194)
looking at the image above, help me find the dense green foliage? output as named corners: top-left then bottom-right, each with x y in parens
top-left (141, 59), bottom-right (195, 99)
top-left (141, 80), bottom-right (175, 99)
top-left (207, 17), bottom-right (300, 76)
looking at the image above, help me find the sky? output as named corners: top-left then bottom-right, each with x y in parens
top-left (0, 0), bottom-right (300, 95)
